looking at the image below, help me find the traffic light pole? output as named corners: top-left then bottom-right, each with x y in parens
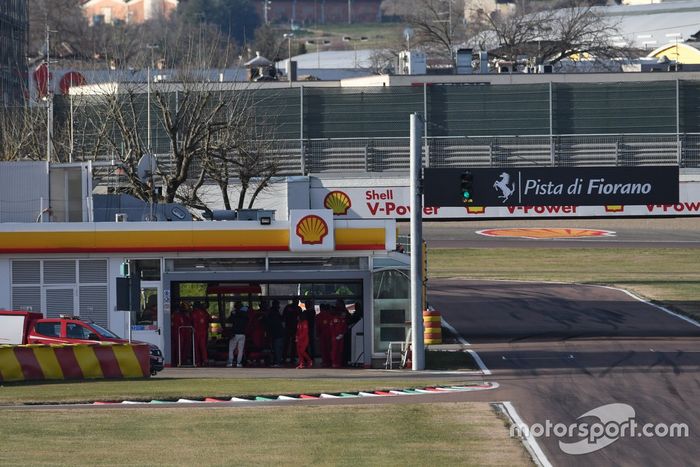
top-left (410, 113), bottom-right (425, 371)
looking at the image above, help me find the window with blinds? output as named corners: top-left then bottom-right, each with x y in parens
top-left (44, 260), bottom-right (76, 284)
top-left (79, 285), bottom-right (108, 326)
top-left (45, 288), bottom-right (75, 318)
top-left (11, 259), bottom-right (108, 325)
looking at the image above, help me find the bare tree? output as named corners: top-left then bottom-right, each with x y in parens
top-left (202, 104), bottom-right (280, 211)
top-left (385, 0), bottom-right (469, 68)
top-left (0, 99), bottom-right (79, 162)
top-left (27, 0), bottom-right (87, 58)
top-left (0, 105), bottom-right (47, 161)
top-left (475, 0), bottom-right (625, 66)
top-left (70, 33), bottom-right (281, 214)
top-left (160, 87), bottom-right (281, 215)
top-left (252, 25), bottom-right (286, 62)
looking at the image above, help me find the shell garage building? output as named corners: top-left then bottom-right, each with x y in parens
top-left (0, 211), bottom-right (410, 368)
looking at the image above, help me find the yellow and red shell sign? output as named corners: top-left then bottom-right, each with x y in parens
top-left (0, 215), bottom-right (390, 254)
top-left (476, 228), bottom-right (616, 239)
top-left (324, 190), bottom-right (352, 215)
top-left (465, 206), bottom-right (486, 214)
top-left (289, 209), bottom-right (336, 252)
top-left (295, 215), bottom-right (329, 245)
top-left (605, 205), bottom-right (624, 213)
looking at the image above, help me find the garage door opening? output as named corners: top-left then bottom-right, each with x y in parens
top-left (168, 281), bottom-right (364, 368)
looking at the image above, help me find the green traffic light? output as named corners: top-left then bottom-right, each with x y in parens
top-left (463, 191), bottom-right (471, 199)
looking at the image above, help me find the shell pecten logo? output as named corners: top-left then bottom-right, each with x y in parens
top-left (323, 190), bottom-right (352, 215)
top-left (476, 228), bottom-right (616, 239)
top-left (295, 215), bottom-right (329, 245)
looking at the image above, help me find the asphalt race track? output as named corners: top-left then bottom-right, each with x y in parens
top-left (400, 217), bottom-right (700, 248)
top-left (430, 279), bottom-right (700, 467)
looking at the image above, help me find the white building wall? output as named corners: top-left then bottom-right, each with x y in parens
top-left (0, 162), bottom-right (49, 223)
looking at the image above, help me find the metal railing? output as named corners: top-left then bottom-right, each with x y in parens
top-left (298, 133), bottom-right (698, 175)
top-left (91, 133), bottom-right (700, 187)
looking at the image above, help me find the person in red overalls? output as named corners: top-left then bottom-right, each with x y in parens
top-left (178, 302), bottom-right (194, 365)
top-left (191, 301), bottom-right (211, 367)
top-left (296, 310), bottom-right (313, 369)
top-left (170, 305), bottom-right (184, 366)
top-left (330, 305), bottom-right (348, 368)
top-left (317, 303), bottom-right (333, 367)
top-left (245, 303), bottom-right (268, 366)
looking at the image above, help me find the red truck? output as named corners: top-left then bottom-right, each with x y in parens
top-left (0, 311), bottom-right (163, 375)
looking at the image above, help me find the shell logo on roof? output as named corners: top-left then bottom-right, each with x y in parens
top-left (324, 190), bottom-right (352, 215)
top-left (605, 205), bottom-right (624, 213)
top-left (295, 215), bottom-right (329, 245)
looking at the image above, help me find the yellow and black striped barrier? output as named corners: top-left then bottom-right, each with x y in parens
top-left (0, 343), bottom-right (150, 383)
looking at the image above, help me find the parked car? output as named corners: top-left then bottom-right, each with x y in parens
top-left (0, 311), bottom-right (163, 375)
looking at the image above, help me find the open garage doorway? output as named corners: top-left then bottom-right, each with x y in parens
top-left (167, 280), bottom-right (364, 368)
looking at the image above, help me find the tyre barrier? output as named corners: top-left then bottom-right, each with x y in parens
top-left (86, 382), bottom-right (500, 405)
top-left (0, 343), bottom-right (150, 383)
top-left (423, 309), bottom-right (443, 345)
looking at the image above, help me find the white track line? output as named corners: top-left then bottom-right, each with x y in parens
top-left (441, 317), bottom-right (470, 345)
top-left (593, 284), bottom-right (700, 328)
top-left (500, 401), bottom-right (553, 467)
top-left (465, 349), bottom-right (492, 376)
top-left (439, 317), bottom-right (492, 376)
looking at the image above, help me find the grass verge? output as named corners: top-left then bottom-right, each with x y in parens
top-left (0, 377), bottom-right (467, 405)
top-left (0, 403), bottom-right (529, 466)
top-left (429, 247), bottom-right (700, 320)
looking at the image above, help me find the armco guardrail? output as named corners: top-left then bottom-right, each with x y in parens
top-left (0, 343), bottom-right (150, 382)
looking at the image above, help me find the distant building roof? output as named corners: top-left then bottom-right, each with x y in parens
top-left (284, 50), bottom-right (376, 70)
top-left (647, 41), bottom-right (700, 64)
top-left (245, 53), bottom-right (273, 67)
top-left (594, 1), bottom-right (700, 49)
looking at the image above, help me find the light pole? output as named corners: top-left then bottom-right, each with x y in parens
top-left (284, 32), bottom-right (294, 87)
top-left (343, 36), bottom-right (368, 69)
top-left (263, 0), bottom-right (272, 25)
top-left (43, 24), bottom-right (57, 223)
top-left (145, 44), bottom-right (159, 220)
top-left (45, 25), bottom-right (55, 163)
top-left (306, 39), bottom-right (331, 69)
top-left (145, 44), bottom-right (159, 154)
top-left (409, 113), bottom-right (425, 371)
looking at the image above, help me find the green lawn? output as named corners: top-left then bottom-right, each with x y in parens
top-left (429, 247), bottom-right (700, 320)
top-left (0, 403), bottom-right (529, 466)
top-left (293, 22), bottom-right (404, 48)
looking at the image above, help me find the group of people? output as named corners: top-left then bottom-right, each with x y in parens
top-left (226, 298), bottom-right (357, 369)
top-left (169, 297), bottom-right (360, 369)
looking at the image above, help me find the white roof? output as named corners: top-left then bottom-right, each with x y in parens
top-left (283, 50), bottom-right (377, 70)
top-left (594, 0), bottom-right (700, 48)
